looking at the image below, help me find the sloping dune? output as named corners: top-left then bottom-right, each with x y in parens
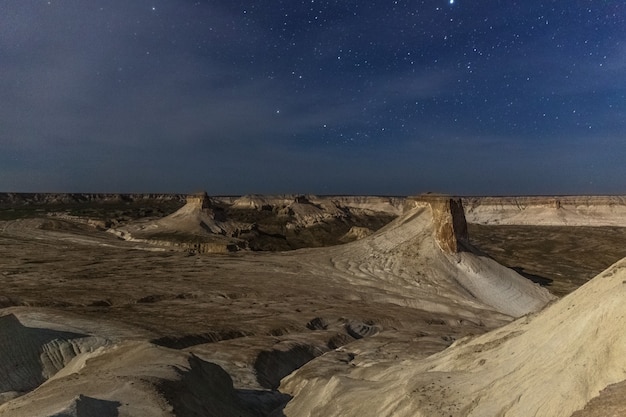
top-left (280, 257), bottom-right (626, 417)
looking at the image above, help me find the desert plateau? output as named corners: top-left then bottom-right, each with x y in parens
top-left (1, 192), bottom-right (626, 417)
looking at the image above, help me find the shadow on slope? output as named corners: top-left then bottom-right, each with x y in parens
top-left (152, 330), bottom-right (252, 349)
top-left (49, 395), bottom-right (121, 417)
top-left (510, 266), bottom-right (553, 287)
top-left (254, 344), bottom-right (327, 390)
top-left (162, 354), bottom-right (291, 417)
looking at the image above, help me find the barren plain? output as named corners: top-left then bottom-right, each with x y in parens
top-left (1, 193), bottom-right (626, 416)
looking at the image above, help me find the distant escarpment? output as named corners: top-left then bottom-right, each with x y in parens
top-left (0, 193), bottom-right (185, 206)
top-left (463, 195), bottom-right (626, 226)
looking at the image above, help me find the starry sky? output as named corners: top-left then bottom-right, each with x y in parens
top-left (1, 1), bottom-right (625, 195)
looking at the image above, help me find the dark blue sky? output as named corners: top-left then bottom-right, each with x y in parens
top-left (1, 1), bottom-right (625, 195)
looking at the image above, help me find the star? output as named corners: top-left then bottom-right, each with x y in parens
top-left (2, 0), bottom-right (624, 194)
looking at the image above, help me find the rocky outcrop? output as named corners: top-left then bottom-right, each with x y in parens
top-left (108, 192), bottom-right (249, 253)
top-left (339, 226), bottom-right (374, 242)
top-left (185, 192), bottom-right (212, 210)
top-left (409, 194), bottom-right (469, 254)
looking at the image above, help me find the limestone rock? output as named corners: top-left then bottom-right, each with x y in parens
top-left (410, 194), bottom-right (469, 254)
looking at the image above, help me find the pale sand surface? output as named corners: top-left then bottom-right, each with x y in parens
top-left (281, 257), bottom-right (626, 417)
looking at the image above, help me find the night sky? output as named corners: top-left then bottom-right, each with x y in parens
top-left (2, 1), bottom-right (625, 195)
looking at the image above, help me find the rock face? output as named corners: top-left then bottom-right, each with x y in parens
top-left (185, 192), bottom-right (212, 210)
top-left (0, 314), bottom-right (109, 397)
top-left (410, 194), bottom-right (469, 254)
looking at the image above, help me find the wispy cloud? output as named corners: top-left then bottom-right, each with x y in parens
top-left (1, 1), bottom-right (624, 194)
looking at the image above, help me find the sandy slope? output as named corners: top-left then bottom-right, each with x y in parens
top-left (280, 257), bottom-right (626, 417)
top-left (318, 201), bottom-right (553, 318)
top-left (112, 198), bottom-right (244, 240)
